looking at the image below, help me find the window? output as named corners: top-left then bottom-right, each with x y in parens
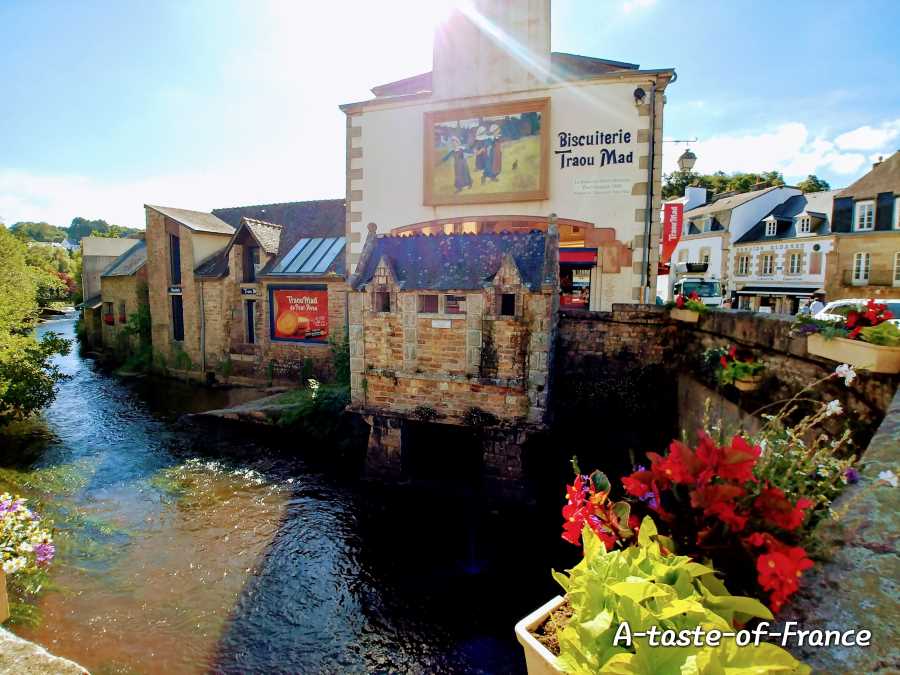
top-left (374, 291), bottom-right (391, 312)
top-left (797, 217), bottom-right (811, 235)
top-left (788, 252), bottom-right (802, 275)
top-left (894, 252), bottom-right (900, 286)
top-left (699, 247), bottom-right (711, 265)
top-left (853, 252), bottom-right (871, 284)
top-left (677, 249), bottom-right (688, 263)
top-left (895, 197), bottom-right (900, 230)
top-left (702, 218), bottom-right (713, 232)
top-left (418, 294), bottom-right (438, 313)
top-left (445, 295), bottom-right (467, 314)
top-left (118, 300), bottom-right (127, 323)
top-left (765, 220), bottom-right (777, 237)
top-left (245, 300), bottom-right (256, 344)
top-left (169, 234), bottom-right (181, 285)
top-left (854, 201), bottom-right (875, 231)
top-left (736, 255), bottom-right (750, 276)
top-left (103, 301), bottom-right (114, 325)
top-left (761, 254), bottom-right (774, 275)
top-left (171, 295), bottom-right (184, 341)
top-left (243, 246), bottom-right (261, 283)
top-left (499, 293), bottom-right (516, 317)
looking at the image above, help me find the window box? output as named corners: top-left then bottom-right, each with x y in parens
top-left (670, 308), bottom-right (699, 323)
top-left (807, 334), bottom-right (900, 374)
top-left (734, 374), bottom-right (763, 392)
top-left (103, 315), bottom-right (115, 325)
top-left (514, 596), bottom-right (564, 675)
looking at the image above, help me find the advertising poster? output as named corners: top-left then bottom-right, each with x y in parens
top-left (269, 285), bottom-right (328, 342)
top-left (661, 202), bottom-right (684, 264)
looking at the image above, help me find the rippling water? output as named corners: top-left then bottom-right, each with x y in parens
top-left (1, 316), bottom-right (566, 674)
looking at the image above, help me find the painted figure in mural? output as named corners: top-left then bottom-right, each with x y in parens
top-left (478, 123), bottom-right (503, 183)
top-left (441, 136), bottom-right (473, 193)
top-left (474, 125), bottom-right (488, 173)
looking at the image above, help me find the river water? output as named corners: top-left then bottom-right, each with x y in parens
top-left (2, 316), bottom-right (565, 674)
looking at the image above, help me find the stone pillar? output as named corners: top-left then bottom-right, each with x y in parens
top-left (482, 427), bottom-right (526, 499)
top-left (365, 414), bottom-right (403, 478)
top-left (465, 292), bottom-right (484, 375)
top-left (400, 294), bottom-right (417, 371)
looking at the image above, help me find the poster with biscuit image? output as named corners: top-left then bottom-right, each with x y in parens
top-left (269, 285), bottom-right (329, 342)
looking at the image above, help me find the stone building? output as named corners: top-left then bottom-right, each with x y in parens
top-left (340, 0), bottom-right (674, 310)
top-left (79, 235), bottom-right (142, 348)
top-left (826, 152), bottom-right (900, 300)
top-left (99, 240), bottom-right (148, 351)
top-left (347, 219), bottom-right (559, 488)
top-left (144, 200), bottom-right (346, 382)
top-left (730, 190), bottom-right (838, 313)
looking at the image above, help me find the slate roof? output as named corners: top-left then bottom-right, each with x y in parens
top-left (685, 186), bottom-right (782, 219)
top-left (352, 231), bottom-right (547, 291)
top-left (101, 240), bottom-right (147, 277)
top-left (145, 205), bottom-right (235, 235)
top-left (839, 152), bottom-right (900, 200)
top-left (369, 53), bottom-right (642, 97)
top-left (196, 199), bottom-right (347, 278)
top-left (734, 191), bottom-right (839, 244)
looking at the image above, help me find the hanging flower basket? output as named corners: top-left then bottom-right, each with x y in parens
top-left (514, 596), bottom-right (564, 675)
top-left (0, 569), bottom-right (9, 624)
top-left (807, 334), bottom-right (900, 374)
top-left (734, 374), bottom-right (763, 391)
top-left (670, 308), bottom-right (700, 323)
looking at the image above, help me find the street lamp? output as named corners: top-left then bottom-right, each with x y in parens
top-left (677, 148), bottom-right (697, 172)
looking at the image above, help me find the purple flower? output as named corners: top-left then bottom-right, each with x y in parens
top-left (640, 491), bottom-right (659, 509)
top-left (845, 467), bottom-right (860, 484)
top-left (34, 542), bottom-right (55, 565)
top-left (632, 464), bottom-right (647, 473)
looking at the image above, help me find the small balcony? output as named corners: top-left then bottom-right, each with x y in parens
top-left (840, 268), bottom-right (899, 287)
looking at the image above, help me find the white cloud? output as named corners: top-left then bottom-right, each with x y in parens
top-left (834, 120), bottom-right (900, 151)
top-left (663, 119), bottom-right (898, 182)
top-left (623, 0), bottom-right (656, 13)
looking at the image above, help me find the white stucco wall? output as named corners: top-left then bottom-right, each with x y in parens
top-left (730, 236), bottom-right (834, 292)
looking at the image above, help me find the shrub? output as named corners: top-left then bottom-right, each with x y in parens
top-left (860, 321), bottom-right (900, 346)
top-left (716, 345), bottom-right (765, 386)
top-left (1, 493), bottom-right (55, 624)
top-left (551, 517), bottom-right (808, 674)
top-left (668, 291), bottom-right (709, 315)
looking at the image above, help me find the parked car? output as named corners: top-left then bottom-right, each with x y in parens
top-left (814, 299), bottom-right (900, 326)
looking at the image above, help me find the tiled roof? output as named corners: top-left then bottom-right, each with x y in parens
top-left (242, 218), bottom-right (283, 255)
top-left (352, 231), bottom-right (547, 291)
top-left (145, 205), bottom-right (235, 235)
top-left (839, 152), bottom-right (900, 200)
top-left (212, 199), bottom-right (345, 238)
top-left (685, 186), bottom-right (781, 219)
top-left (101, 240), bottom-right (147, 277)
top-left (734, 191), bottom-right (838, 244)
top-left (194, 250), bottom-right (229, 278)
top-left (369, 52), bottom-right (642, 97)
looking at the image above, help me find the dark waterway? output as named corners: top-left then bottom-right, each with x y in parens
top-left (1, 316), bottom-right (569, 674)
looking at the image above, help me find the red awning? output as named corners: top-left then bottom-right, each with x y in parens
top-left (560, 249), bottom-right (597, 264)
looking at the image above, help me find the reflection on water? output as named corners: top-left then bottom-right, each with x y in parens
top-left (1, 316), bottom-right (564, 674)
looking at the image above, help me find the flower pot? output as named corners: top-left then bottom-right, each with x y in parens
top-left (807, 334), bottom-right (900, 374)
top-left (670, 308), bottom-right (699, 323)
top-left (734, 374), bottom-right (763, 391)
top-left (0, 569), bottom-right (9, 624)
top-left (514, 595), bottom-right (564, 675)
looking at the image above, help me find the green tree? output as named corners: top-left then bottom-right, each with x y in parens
top-left (796, 174), bottom-right (831, 193)
top-left (662, 169), bottom-right (785, 199)
top-left (9, 222), bottom-right (68, 243)
top-left (0, 228), bottom-right (71, 425)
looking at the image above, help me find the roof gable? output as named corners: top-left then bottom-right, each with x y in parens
top-left (839, 152), bottom-right (900, 200)
top-left (145, 205), bottom-right (234, 235)
top-left (101, 240), bottom-right (147, 277)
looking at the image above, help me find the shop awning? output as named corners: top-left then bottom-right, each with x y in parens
top-left (560, 248), bottom-right (597, 265)
top-left (735, 286), bottom-right (819, 296)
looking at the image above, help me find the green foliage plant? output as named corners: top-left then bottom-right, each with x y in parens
top-left (551, 517), bottom-right (809, 674)
top-left (859, 321), bottom-right (900, 346)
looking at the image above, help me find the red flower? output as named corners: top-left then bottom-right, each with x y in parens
top-left (753, 487), bottom-right (812, 531)
top-left (716, 435), bottom-right (760, 483)
top-left (755, 546), bottom-right (813, 613)
top-left (690, 483), bottom-right (748, 531)
top-left (689, 291), bottom-right (701, 301)
top-left (728, 345), bottom-right (737, 359)
top-left (657, 440), bottom-right (705, 484)
top-left (720, 355), bottom-right (728, 368)
top-left (675, 294), bottom-right (686, 308)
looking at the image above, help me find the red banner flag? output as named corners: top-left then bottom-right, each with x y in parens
top-left (661, 203), bottom-right (684, 264)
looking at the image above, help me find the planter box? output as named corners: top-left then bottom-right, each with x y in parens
top-left (0, 569), bottom-right (8, 624)
top-left (670, 308), bottom-right (699, 323)
top-left (514, 595), bottom-right (564, 675)
top-left (807, 334), bottom-right (900, 374)
top-left (734, 374), bottom-right (763, 392)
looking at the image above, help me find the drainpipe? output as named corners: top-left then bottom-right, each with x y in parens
top-left (640, 80), bottom-right (657, 304)
top-left (199, 279), bottom-right (207, 375)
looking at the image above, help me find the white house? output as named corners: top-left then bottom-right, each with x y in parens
top-left (730, 190), bottom-right (838, 313)
top-left (670, 185), bottom-right (801, 295)
top-left (340, 0), bottom-right (675, 310)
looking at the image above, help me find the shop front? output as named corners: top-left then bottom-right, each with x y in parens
top-left (735, 285), bottom-right (819, 314)
top-left (559, 248), bottom-right (597, 309)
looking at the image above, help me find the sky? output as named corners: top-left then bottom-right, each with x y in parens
top-left (1, 0), bottom-right (899, 230)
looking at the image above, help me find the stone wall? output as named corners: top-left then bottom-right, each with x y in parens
top-left (99, 270), bottom-right (147, 352)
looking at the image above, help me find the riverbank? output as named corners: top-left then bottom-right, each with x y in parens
top-left (0, 627), bottom-right (88, 674)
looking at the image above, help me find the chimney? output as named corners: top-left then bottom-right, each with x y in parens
top-left (873, 155), bottom-right (884, 169)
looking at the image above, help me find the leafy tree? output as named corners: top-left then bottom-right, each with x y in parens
top-left (796, 175), bottom-right (831, 193)
top-left (67, 217), bottom-right (142, 243)
top-left (663, 169), bottom-right (785, 199)
top-left (9, 222), bottom-right (67, 243)
top-left (0, 228), bottom-right (71, 425)
top-left (90, 224), bottom-right (142, 239)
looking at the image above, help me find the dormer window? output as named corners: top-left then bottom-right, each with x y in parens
top-left (854, 201), bottom-right (875, 231)
top-left (243, 245), bottom-right (261, 282)
top-left (765, 220), bottom-right (777, 237)
top-left (797, 217), bottom-right (811, 235)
